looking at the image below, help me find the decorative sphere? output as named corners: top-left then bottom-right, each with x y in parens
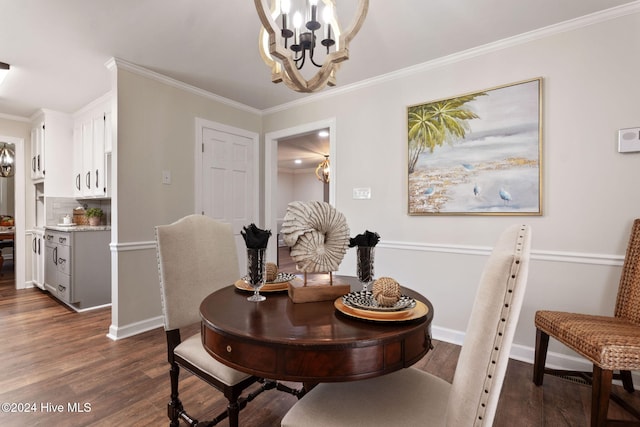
top-left (372, 277), bottom-right (401, 307)
top-left (266, 262), bottom-right (278, 282)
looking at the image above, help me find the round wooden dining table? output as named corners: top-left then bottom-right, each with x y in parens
top-left (200, 282), bottom-right (434, 385)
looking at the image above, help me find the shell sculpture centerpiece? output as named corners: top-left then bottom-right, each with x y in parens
top-left (281, 201), bottom-right (350, 274)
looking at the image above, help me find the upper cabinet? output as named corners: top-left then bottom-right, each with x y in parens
top-left (73, 94), bottom-right (112, 198)
top-left (30, 120), bottom-right (44, 180)
top-left (30, 110), bottom-right (73, 196)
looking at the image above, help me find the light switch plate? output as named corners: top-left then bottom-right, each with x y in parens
top-left (162, 170), bottom-right (171, 184)
top-left (618, 127), bottom-right (640, 153)
top-left (353, 187), bottom-right (371, 199)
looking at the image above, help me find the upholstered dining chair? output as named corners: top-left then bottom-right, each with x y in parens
top-left (281, 224), bottom-right (532, 427)
top-left (155, 215), bottom-right (263, 427)
top-left (533, 218), bottom-right (640, 427)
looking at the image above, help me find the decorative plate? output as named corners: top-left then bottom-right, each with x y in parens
top-left (240, 272), bottom-right (296, 284)
top-left (342, 290), bottom-right (416, 312)
top-left (334, 298), bottom-right (428, 323)
top-left (234, 279), bottom-right (287, 293)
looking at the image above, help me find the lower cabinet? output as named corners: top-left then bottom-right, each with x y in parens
top-left (44, 229), bottom-right (110, 310)
top-left (31, 230), bottom-right (45, 290)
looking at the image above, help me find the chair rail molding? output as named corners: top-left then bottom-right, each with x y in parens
top-left (381, 241), bottom-right (625, 267)
top-left (109, 240), bottom-right (156, 252)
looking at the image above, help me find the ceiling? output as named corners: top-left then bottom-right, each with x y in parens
top-left (0, 0), bottom-right (636, 119)
top-left (0, 1), bottom-right (636, 167)
top-left (278, 129), bottom-right (330, 170)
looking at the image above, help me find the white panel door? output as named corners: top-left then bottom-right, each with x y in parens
top-left (201, 126), bottom-right (255, 273)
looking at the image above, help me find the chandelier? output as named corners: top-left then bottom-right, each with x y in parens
top-left (255, 0), bottom-right (369, 93)
top-left (0, 143), bottom-right (15, 178)
top-left (315, 155), bottom-right (330, 183)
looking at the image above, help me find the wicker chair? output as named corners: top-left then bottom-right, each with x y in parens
top-left (533, 218), bottom-right (640, 427)
top-left (281, 224), bottom-right (532, 427)
top-left (155, 215), bottom-right (268, 427)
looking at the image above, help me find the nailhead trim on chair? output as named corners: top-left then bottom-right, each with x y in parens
top-left (474, 225), bottom-right (527, 425)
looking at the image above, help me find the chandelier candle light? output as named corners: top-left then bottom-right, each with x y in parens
top-left (255, 0), bottom-right (369, 92)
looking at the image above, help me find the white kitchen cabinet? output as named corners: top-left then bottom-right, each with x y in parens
top-left (73, 96), bottom-right (110, 198)
top-left (31, 229), bottom-right (45, 289)
top-left (72, 123), bottom-right (83, 198)
top-left (104, 109), bottom-right (112, 153)
top-left (30, 122), bottom-right (44, 180)
top-left (30, 110), bottom-right (73, 195)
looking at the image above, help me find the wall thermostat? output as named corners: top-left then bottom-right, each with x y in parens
top-left (618, 127), bottom-right (640, 153)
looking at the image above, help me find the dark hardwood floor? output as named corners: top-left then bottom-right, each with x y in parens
top-left (0, 254), bottom-right (639, 426)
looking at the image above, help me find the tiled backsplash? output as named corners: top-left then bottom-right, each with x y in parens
top-left (46, 197), bottom-right (111, 226)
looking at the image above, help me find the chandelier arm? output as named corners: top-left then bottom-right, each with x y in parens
top-left (340, 0), bottom-right (370, 46)
top-left (255, 0), bottom-right (291, 61)
top-left (308, 43), bottom-right (324, 68)
top-left (305, 65), bottom-right (336, 90)
top-left (280, 45), bottom-right (348, 91)
top-left (296, 51), bottom-right (306, 70)
top-left (279, 57), bottom-right (312, 91)
top-left (292, 49), bottom-right (302, 63)
top-left (281, 67), bottom-right (337, 92)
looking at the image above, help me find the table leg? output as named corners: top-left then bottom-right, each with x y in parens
top-left (302, 382), bottom-right (318, 396)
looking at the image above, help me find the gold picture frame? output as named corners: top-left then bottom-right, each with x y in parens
top-left (408, 78), bottom-right (542, 215)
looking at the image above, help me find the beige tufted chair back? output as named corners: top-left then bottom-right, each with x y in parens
top-left (155, 215), bottom-right (240, 331)
top-left (446, 224), bottom-right (532, 426)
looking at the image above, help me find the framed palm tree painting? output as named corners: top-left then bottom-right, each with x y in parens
top-left (408, 78), bottom-right (542, 215)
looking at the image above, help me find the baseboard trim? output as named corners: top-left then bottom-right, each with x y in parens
top-left (432, 325), bottom-right (466, 346)
top-left (432, 325), bottom-right (638, 388)
top-left (107, 315), bottom-right (164, 341)
top-left (75, 303), bottom-right (112, 313)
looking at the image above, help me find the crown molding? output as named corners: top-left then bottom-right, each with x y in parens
top-left (105, 57), bottom-right (262, 116)
top-left (66, 3), bottom-right (640, 119)
top-left (72, 91), bottom-right (112, 118)
top-left (262, 1), bottom-right (640, 115)
top-left (0, 112), bottom-right (30, 122)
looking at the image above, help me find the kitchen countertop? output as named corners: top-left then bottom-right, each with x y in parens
top-left (46, 225), bottom-right (111, 232)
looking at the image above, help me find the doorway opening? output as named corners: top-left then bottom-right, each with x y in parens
top-left (264, 118), bottom-right (336, 263)
top-left (0, 135), bottom-right (25, 290)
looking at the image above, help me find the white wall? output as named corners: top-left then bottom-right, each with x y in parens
top-left (292, 168), bottom-right (325, 203)
top-left (277, 168), bottom-right (325, 220)
top-left (261, 9), bottom-right (640, 368)
top-left (107, 62), bottom-right (262, 339)
top-left (277, 170), bottom-right (294, 220)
